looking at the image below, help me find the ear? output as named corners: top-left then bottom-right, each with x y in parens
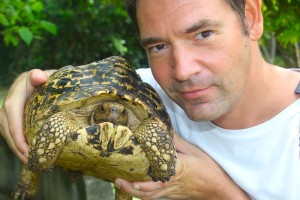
top-left (245, 0), bottom-right (263, 41)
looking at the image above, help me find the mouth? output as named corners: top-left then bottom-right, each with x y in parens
top-left (179, 87), bottom-right (212, 100)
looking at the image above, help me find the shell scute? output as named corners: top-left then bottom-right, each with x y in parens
top-left (19, 56), bottom-right (176, 200)
top-left (26, 56), bottom-right (171, 128)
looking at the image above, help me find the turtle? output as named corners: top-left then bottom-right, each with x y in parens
top-left (13, 56), bottom-right (177, 200)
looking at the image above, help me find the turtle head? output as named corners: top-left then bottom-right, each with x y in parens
top-left (91, 102), bottom-right (128, 126)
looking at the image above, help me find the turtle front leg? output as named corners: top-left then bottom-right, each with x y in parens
top-left (134, 118), bottom-right (177, 182)
top-left (15, 112), bottom-right (78, 199)
top-left (28, 112), bottom-right (78, 172)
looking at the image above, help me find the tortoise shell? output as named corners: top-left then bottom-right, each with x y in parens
top-left (15, 56), bottom-right (177, 200)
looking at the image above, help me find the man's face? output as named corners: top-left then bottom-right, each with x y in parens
top-left (136, 0), bottom-right (252, 122)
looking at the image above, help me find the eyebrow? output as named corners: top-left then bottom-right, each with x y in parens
top-left (185, 19), bottom-right (222, 34)
top-left (140, 37), bottom-right (163, 47)
top-left (140, 19), bottom-right (222, 47)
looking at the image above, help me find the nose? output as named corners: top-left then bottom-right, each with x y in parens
top-left (171, 44), bottom-right (202, 82)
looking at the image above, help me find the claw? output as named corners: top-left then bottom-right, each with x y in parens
top-left (13, 165), bottom-right (39, 200)
top-left (13, 189), bottom-right (30, 200)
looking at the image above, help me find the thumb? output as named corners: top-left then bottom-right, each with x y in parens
top-left (26, 69), bottom-right (57, 98)
top-left (173, 133), bottom-right (192, 155)
top-left (26, 69), bottom-right (48, 97)
top-left (173, 133), bottom-right (209, 158)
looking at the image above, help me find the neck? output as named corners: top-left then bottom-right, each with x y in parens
top-left (213, 45), bottom-right (300, 129)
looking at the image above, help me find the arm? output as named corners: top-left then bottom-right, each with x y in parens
top-left (114, 134), bottom-right (250, 200)
top-left (0, 69), bottom-right (56, 163)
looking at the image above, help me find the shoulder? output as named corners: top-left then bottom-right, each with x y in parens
top-left (275, 67), bottom-right (300, 96)
top-left (136, 68), bottom-right (153, 82)
top-left (289, 68), bottom-right (300, 73)
top-left (290, 68), bottom-right (300, 91)
top-left (136, 68), bottom-right (161, 89)
top-left (136, 68), bottom-right (174, 104)
top-left (287, 68), bottom-right (300, 96)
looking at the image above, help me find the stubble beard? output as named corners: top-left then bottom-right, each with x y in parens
top-left (179, 89), bottom-right (232, 122)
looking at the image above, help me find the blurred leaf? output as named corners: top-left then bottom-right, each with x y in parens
top-left (18, 27), bottom-right (33, 45)
top-left (23, 5), bottom-right (36, 23)
top-left (40, 20), bottom-right (57, 35)
top-left (112, 38), bottom-right (128, 55)
top-left (261, 0), bottom-right (299, 66)
top-left (31, 1), bottom-right (44, 13)
top-left (0, 13), bottom-right (9, 26)
top-left (3, 26), bottom-right (20, 46)
top-left (3, 33), bottom-right (19, 46)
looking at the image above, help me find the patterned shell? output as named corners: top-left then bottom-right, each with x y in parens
top-left (25, 56), bottom-right (172, 132)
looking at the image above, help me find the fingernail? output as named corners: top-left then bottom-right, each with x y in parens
top-left (132, 183), bottom-right (140, 190)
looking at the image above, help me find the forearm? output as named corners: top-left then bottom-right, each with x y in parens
top-left (193, 153), bottom-right (249, 199)
top-left (207, 172), bottom-right (250, 200)
top-left (173, 154), bottom-right (249, 200)
top-left (168, 134), bottom-right (250, 199)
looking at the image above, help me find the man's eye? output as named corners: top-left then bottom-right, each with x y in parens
top-left (149, 44), bottom-right (168, 52)
top-left (196, 31), bottom-right (213, 40)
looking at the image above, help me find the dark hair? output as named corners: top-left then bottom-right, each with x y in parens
top-left (124, 0), bottom-right (249, 35)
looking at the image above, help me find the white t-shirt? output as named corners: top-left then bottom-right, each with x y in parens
top-left (137, 68), bottom-right (300, 200)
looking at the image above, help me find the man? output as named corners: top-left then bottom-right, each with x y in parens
top-left (1, 0), bottom-right (299, 199)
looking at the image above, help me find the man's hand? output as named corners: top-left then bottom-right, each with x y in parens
top-left (0, 69), bottom-right (55, 163)
top-left (114, 134), bottom-right (250, 200)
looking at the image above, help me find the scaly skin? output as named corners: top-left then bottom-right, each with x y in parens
top-left (15, 56), bottom-right (177, 200)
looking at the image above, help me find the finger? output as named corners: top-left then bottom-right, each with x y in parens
top-left (29, 69), bottom-right (56, 87)
top-left (173, 133), bottom-right (184, 147)
top-left (14, 69), bottom-right (49, 150)
top-left (26, 69), bottom-right (49, 95)
top-left (132, 180), bottom-right (166, 192)
top-left (4, 79), bottom-right (28, 159)
top-left (115, 178), bottom-right (157, 199)
top-left (0, 113), bottom-right (27, 163)
top-left (0, 69), bottom-right (52, 163)
top-left (174, 133), bottom-right (210, 159)
top-left (118, 154), bottom-right (185, 191)
top-left (114, 155), bottom-right (186, 199)
top-left (173, 133), bottom-right (193, 155)
top-left (4, 69), bottom-right (48, 160)
top-left (115, 178), bottom-right (181, 200)
top-left (44, 69), bottom-right (57, 78)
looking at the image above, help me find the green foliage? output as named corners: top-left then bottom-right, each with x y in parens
top-left (262, 0), bottom-right (300, 47)
top-left (0, 0), bottom-right (147, 86)
top-left (0, 0), bottom-right (57, 46)
top-left (0, 0), bottom-right (299, 86)
top-left (261, 0), bottom-right (300, 67)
